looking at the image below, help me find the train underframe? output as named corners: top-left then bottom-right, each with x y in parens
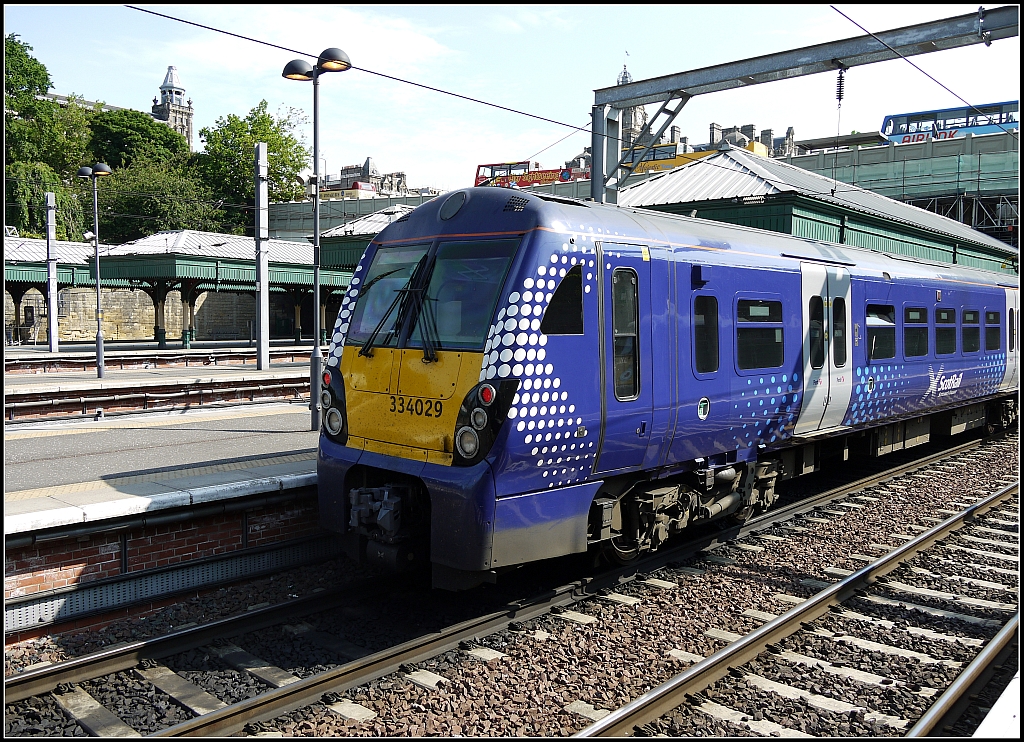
top-left (333, 395), bottom-right (1018, 587)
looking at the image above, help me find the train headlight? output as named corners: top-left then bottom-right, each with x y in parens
top-left (470, 407), bottom-right (488, 430)
top-left (325, 407), bottom-right (344, 436)
top-left (455, 426), bottom-right (480, 458)
top-left (320, 389), bottom-right (332, 409)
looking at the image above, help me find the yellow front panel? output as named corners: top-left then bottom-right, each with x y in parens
top-left (341, 345), bottom-right (485, 464)
top-left (342, 346), bottom-right (398, 394)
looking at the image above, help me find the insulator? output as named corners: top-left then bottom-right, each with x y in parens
top-left (836, 70), bottom-right (846, 104)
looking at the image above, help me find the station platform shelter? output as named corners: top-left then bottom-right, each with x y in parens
top-left (4, 231), bottom-right (353, 348)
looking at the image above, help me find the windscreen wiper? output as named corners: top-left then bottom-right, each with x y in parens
top-left (358, 257), bottom-right (426, 358)
top-left (414, 291), bottom-right (441, 363)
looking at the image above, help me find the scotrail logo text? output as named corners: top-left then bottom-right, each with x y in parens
top-left (925, 366), bottom-right (964, 399)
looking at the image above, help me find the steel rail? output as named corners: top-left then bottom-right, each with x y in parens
top-left (151, 443), bottom-right (1012, 736)
top-left (150, 581), bottom-right (586, 736)
top-left (5, 377), bottom-right (309, 420)
top-left (575, 481), bottom-right (1019, 737)
top-left (3, 578), bottom-right (388, 704)
top-left (4, 348), bottom-right (321, 374)
top-left (3, 436), bottom-right (1002, 720)
top-left (905, 611), bottom-right (1020, 737)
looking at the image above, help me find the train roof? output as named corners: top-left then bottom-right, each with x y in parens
top-left (374, 187), bottom-right (1019, 291)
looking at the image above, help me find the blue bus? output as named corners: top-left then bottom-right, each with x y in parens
top-left (881, 101), bottom-right (1018, 143)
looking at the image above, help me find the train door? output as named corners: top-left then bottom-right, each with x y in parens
top-left (594, 242), bottom-right (653, 473)
top-left (794, 262), bottom-right (854, 434)
top-left (1001, 288), bottom-right (1019, 391)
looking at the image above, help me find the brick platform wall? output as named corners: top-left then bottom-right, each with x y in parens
top-left (4, 498), bottom-right (323, 601)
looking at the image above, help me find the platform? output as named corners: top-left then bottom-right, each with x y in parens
top-left (974, 671), bottom-right (1020, 738)
top-left (4, 402), bottom-right (319, 537)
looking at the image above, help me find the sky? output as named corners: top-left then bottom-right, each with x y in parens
top-left (5, 4), bottom-right (1020, 193)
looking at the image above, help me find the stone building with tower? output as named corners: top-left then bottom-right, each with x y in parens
top-left (151, 66), bottom-right (194, 150)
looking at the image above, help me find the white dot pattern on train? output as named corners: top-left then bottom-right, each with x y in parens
top-left (486, 240), bottom-right (597, 488)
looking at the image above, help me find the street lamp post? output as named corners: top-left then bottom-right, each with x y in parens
top-left (77, 163), bottom-right (112, 378)
top-left (283, 48), bottom-right (351, 432)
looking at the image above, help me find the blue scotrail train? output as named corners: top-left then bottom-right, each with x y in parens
top-left (315, 187), bottom-right (1019, 589)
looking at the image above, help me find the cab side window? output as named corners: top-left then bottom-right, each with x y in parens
top-left (540, 265), bottom-right (583, 335)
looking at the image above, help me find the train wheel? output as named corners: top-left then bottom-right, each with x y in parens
top-left (731, 504), bottom-right (754, 525)
top-left (603, 537), bottom-right (641, 564)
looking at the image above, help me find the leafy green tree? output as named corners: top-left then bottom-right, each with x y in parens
top-left (197, 100), bottom-right (309, 230)
top-left (4, 161), bottom-right (84, 240)
top-left (5, 34), bottom-right (52, 117)
top-left (93, 152), bottom-right (228, 243)
top-left (89, 108), bottom-right (190, 169)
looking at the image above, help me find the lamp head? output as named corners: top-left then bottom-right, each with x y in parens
top-left (283, 59), bottom-right (314, 81)
top-left (317, 48), bottom-right (351, 72)
top-left (77, 166), bottom-right (93, 178)
top-left (92, 163), bottom-right (112, 177)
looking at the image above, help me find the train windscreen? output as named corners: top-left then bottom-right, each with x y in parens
top-left (408, 238), bottom-right (520, 351)
top-left (345, 244), bottom-right (430, 347)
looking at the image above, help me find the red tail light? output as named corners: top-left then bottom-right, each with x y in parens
top-left (323, 370), bottom-right (332, 386)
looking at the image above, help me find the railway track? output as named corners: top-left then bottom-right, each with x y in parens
top-left (4, 349), bottom-right (319, 375)
top-left (5, 432), bottom-right (1016, 737)
top-left (4, 374), bottom-right (310, 421)
top-left (579, 481), bottom-right (1019, 737)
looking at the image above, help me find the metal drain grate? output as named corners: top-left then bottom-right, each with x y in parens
top-left (5, 537), bottom-right (343, 633)
top-left (503, 196), bottom-right (530, 212)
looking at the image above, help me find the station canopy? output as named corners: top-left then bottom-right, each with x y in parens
top-left (319, 204), bottom-right (415, 270)
top-left (5, 229), bottom-right (353, 298)
top-left (619, 146), bottom-right (1018, 274)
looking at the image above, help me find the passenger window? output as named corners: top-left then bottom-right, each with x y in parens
top-left (540, 265), bottom-right (583, 335)
top-left (903, 307), bottom-right (928, 358)
top-left (737, 299), bottom-right (784, 370)
top-left (935, 308), bottom-right (956, 355)
top-left (693, 295), bottom-right (719, 374)
top-left (962, 310), bottom-right (980, 353)
top-left (611, 269), bottom-right (639, 400)
top-left (1010, 308), bottom-right (1016, 352)
top-left (866, 304), bottom-right (896, 360)
top-left (832, 297), bottom-right (847, 367)
top-left (986, 311), bottom-right (1001, 351)
top-left (808, 296), bottom-right (825, 370)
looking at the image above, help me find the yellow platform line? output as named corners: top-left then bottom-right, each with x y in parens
top-left (4, 451), bottom-right (316, 502)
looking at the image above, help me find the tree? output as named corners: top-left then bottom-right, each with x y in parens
top-left (4, 34), bottom-right (52, 118)
top-left (5, 161), bottom-right (84, 240)
top-left (89, 108), bottom-right (190, 169)
top-left (197, 100), bottom-right (310, 231)
top-left (93, 152), bottom-right (228, 243)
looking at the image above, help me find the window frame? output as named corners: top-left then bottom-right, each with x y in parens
top-left (866, 303), bottom-right (897, 362)
top-left (935, 306), bottom-right (957, 356)
top-left (692, 293), bottom-right (720, 376)
top-left (961, 308), bottom-right (981, 354)
top-left (735, 294), bottom-right (785, 372)
top-left (610, 267), bottom-right (640, 401)
top-left (902, 305), bottom-right (929, 359)
top-left (985, 310), bottom-right (1002, 352)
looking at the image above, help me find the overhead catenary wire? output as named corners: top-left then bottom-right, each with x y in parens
top-left (830, 4), bottom-right (1018, 141)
